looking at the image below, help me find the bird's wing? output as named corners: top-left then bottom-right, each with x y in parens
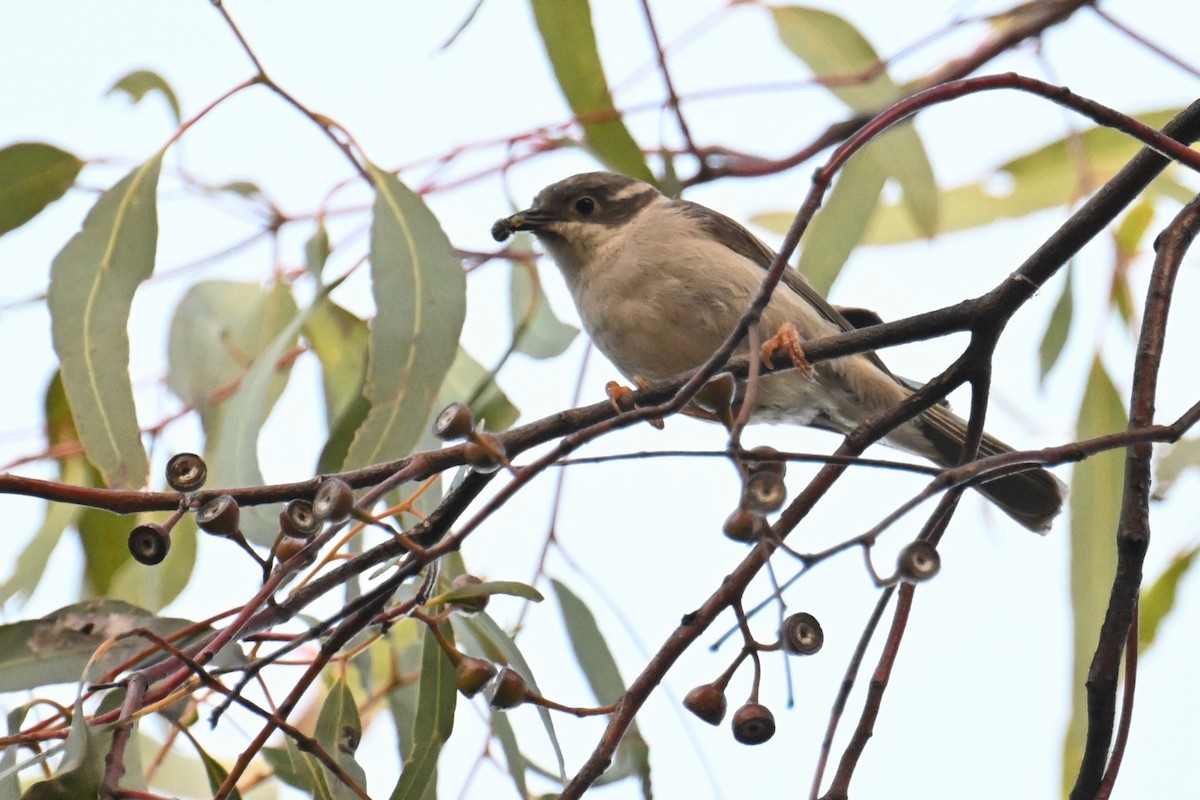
top-left (673, 199), bottom-right (900, 378)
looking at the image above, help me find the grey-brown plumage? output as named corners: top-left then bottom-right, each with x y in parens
top-left (492, 172), bottom-right (1064, 532)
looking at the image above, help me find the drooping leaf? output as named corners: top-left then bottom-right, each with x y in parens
top-left (1153, 437), bottom-right (1200, 499)
top-left (796, 140), bottom-right (888, 295)
top-left (106, 69), bottom-right (182, 126)
top-left (194, 742), bottom-right (243, 800)
top-left (48, 154), bottom-right (162, 489)
top-left (510, 258), bottom-right (578, 359)
top-left (0, 706), bottom-right (31, 800)
top-left (309, 677), bottom-right (368, 800)
top-left (0, 143), bottom-right (83, 236)
top-left (529, 0), bottom-right (654, 183)
top-left (344, 164), bottom-right (466, 470)
top-left (306, 222), bottom-right (331, 279)
top-left (550, 580), bottom-right (650, 794)
top-left (388, 624), bottom-right (456, 800)
top-left (166, 280), bottom-right (299, 448)
top-left (1039, 263), bottom-right (1074, 381)
top-left (303, 299), bottom-right (370, 426)
top-left (18, 697), bottom-right (102, 799)
top-left (489, 710), bottom-right (529, 799)
top-left (1140, 545), bottom-right (1200, 653)
top-left (262, 744), bottom-right (314, 794)
top-left (1062, 358), bottom-right (1126, 794)
top-left (433, 580), bottom-right (544, 607)
top-left (771, 6), bottom-right (937, 236)
top-left (0, 599), bottom-right (241, 692)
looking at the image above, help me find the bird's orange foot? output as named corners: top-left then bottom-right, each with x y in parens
top-left (761, 323), bottom-right (813, 378)
top-left (605, 379), bottom-right (665, 430)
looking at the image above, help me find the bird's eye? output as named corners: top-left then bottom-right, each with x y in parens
top-left (575, 196), bottom-right (596, 215)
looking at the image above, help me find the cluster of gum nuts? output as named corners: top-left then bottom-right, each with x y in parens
top-left (126, 452), bottom-right (360, 572)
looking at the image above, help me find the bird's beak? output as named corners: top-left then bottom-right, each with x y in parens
top-left (491, 207), bottom-right (550, 242)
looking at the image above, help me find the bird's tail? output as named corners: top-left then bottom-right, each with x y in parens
top-left (914, 405), bottom-right (1065, 534)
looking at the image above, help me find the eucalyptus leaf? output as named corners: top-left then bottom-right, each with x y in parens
top-left (1062, 358), bottom-right (1126, 794)
top-left (388, 625), bottom-right (456, 800)
top-left (344, 164), bottom-right (466, 470)
top-left (1139, 546), bottom-right (1200, 653)
top-left (1038, 265), bottom-right (1074, 382)
top-left (529, 0), bottom-right (654, 183)
top-left (106, 69), bottom-right (182, 125)
top-left (0, 598), bottom-right (241, 692)
top-left (48, 155), bottom-right (163, 489)
top-left (0, 143), bottom-right (83, 236)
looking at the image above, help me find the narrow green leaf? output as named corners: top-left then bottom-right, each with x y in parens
top-left (0, 707), bottom-right (31, 800)
top-left (1062, 358), bottom-right (1126, 793)
top-left (550, 580), bottom-right (651, 795)
top-left (262, 744), bottom-right (314, 793)
top-left (488, 710), bottom-right (529, 799)
top-left (772, 6), bottom-right (896, 111)
top-left (306, 222), bottom-right (332, 278)
top-left (1113, 200), bottom-right (1156, 258)
top-left (770, 6), bottom-right (937, 235)
top-left (303, 300), bottom-right (370, 426)
top-left (0, 143), bottom-right (83, 236)
top-left (796, 141), bottom-right (887, 295)
top-left (17, 697), bottom-right (102, 800)
top-left (529, 0), bottom-right (654, 183)
top-left (195, 744), bottom-right (243, 800)
top-left (48, 155), bottom-right (162, 489)
top-left (1038, 264), bottom-right (1074, 381)
top-left (550, 580), bottom-right (625, 703)
top-left (106, 69), bottom-right (182, 126)
top-left (434, 580), bottom-right (544, 607)
top-left (510, 258), bottom-right (578, 359)
top-left (1140, 546), bottom-right (1200, 652)
top-left (389, 625), bottom-right (456, 800)
top-left (345, 164), bottom-right (466, 469)
top-left (1152, 437), bottom-right (1200, 499)
top-left (313, 677), bottom-right (367, 799)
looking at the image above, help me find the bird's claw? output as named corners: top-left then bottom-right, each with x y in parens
top-left (605, 379), bottom-right (665, 430)
top-left (761, 323), bottom-right (813, 378)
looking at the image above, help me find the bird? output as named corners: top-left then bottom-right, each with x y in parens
top-left (491, 172), bottom-right (1064, 532)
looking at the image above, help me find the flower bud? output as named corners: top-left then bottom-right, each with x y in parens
top-left (489, 667), bottom-right (529, 710)
top-left (456, 656), bottom-right (499, 698)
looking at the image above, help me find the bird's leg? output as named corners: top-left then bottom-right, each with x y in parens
top-left (761, 322), bottom-right (814, 378)
top-left (605, 378), bottom-right (665, 430)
